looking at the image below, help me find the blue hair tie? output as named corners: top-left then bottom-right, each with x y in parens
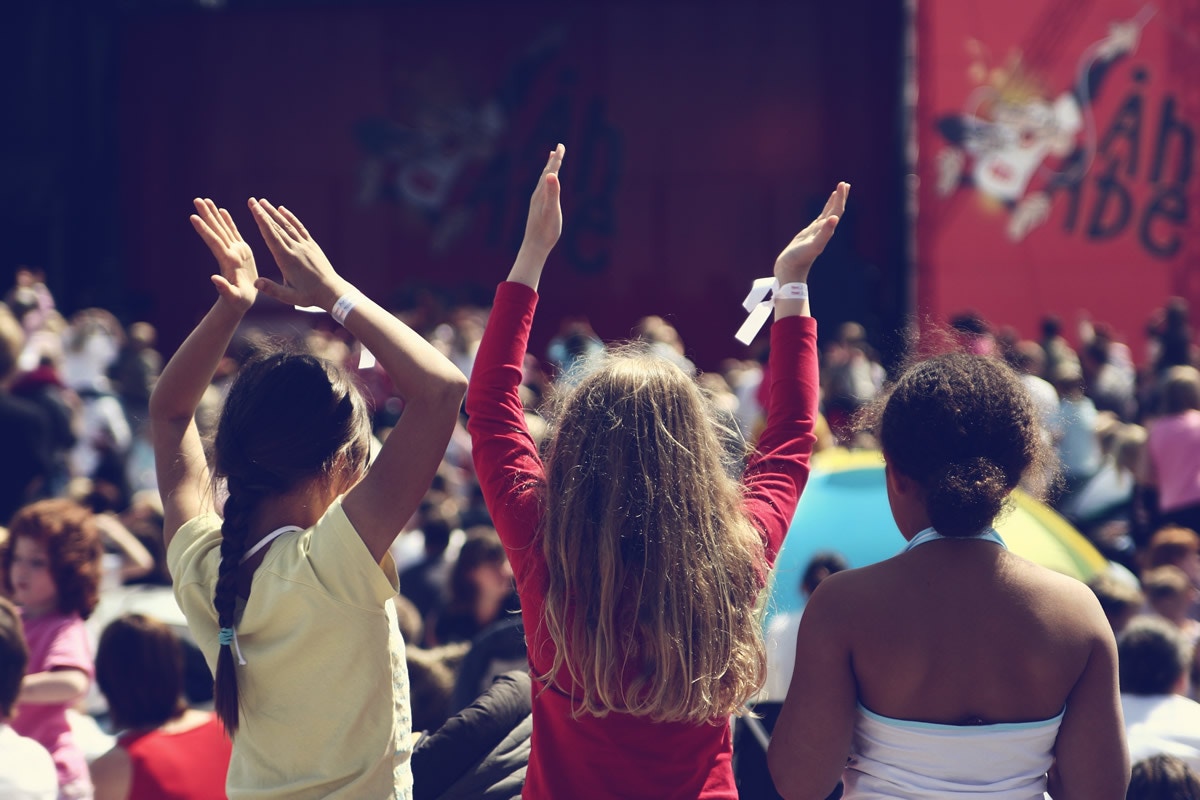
top-left (218, 627), bottom-right (235, 646)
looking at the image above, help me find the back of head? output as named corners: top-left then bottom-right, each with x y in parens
top-left (448, 528), bottom-right (507, 609)
top-left (1143, 565), bottom-right (1194, 604)
top-left (95, 614), bottom-right (186, 731)
top-left (0, 596), bottom-right (27, 720)
top-left (1088, 572), bottom-right (1146, 632)
top-left (1127, 754), bottom-right (1200, 799)
top-left (211, 350), bottom-right (371, 735)
top-left (1146, 526), bottom-right (1200, 571)
top-left (868, 353), bottom-right (1048, 538)
top-left (1011, 340), bottom-right (1047, 376)
top-left (801, 551), bottom-right (849, 597)
top-left (540, 346), bottom-right (765, 723)
top-left (418, 499), bottom-right (458, 557)
top-left (214, 350), bottom-right (371, 497)
top-left (1118, 616), bottom-right (1191, 696)
top-left (1, 499), bottom-right (102, 619)
top-left (1162, 366), bottom-right (1200, 415)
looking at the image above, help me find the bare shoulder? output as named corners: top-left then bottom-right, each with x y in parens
top-left (90, 745), bottom-right (133, 800)
top-left (998, 551), bottom-right (1111, 637)
top-left (801, 562), bottom-right (892, 624)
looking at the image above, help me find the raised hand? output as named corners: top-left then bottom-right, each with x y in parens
top-left (190, 198), bottom-right (259, 311)
top-left (522, 143), bottom-right (565, 257)
top-left (775, 182), bottom-right (850, 284)
top-left (248, 198), bottom-right (350, 311)
top-left (507, 144), bottom-right (566, 291)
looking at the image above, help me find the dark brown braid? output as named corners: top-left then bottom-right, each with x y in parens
top-left (212, 480), bottom-right (264, 736)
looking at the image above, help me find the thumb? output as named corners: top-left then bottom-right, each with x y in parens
top-left (211, 275), bottom-right (236, 299)
top-left (816, 215), bottom-right (839, 244)
top-left (254, 277), bottom-right (299, 305)
top-left (545, 173), bottom-right (560, 198)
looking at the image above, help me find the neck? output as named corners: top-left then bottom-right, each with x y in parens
top-left (246, 481), bottom-right (331, 546)
top-left (19, 603), bottom-right (58, 620)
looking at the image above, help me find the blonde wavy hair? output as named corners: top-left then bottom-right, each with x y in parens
top-left (538, 344), bottom-right (768, 724)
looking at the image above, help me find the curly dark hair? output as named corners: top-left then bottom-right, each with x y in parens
top-left (858, 352), bottom-right (1054, 538)
top-left (2, 499), bottom-right (103, 619)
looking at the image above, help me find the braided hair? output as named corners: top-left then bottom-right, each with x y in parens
top-left (210, 351), bottom-right (370, 735)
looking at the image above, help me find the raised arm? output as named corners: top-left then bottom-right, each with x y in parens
top-left (465, 145), bottom-right (564, 574)
top-left (742, 183), bottom-right (848, 563)
top-left (506, 143), bottom-right (564, 290)
top-left (772, 182), bottom-right (848, 320)
top-left (248, 199), bottom-right (467, 564)
top-left (150, 199), bottom-right (258, 549)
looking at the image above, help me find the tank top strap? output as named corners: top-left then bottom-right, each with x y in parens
top-left (903, 526), bottom-right (1007, 552)
top-left (240, 524), bottom-right (304, 564)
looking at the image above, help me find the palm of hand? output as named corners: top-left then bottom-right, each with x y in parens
top-left (525, 178), bottom-right (562, 252)
top-left (190, 198), bottom-right (259, 309)
top-left (523, 145), bottom-right (565, 254)
top-left (776, 223), bottom-right (829, 274)
top-left (775, 182), bottom-right (849, 281)
top-left (217, 240), bottom-right (258, 299)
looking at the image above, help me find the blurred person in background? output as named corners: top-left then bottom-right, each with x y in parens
top-left (3, 499), bottom-right (103, 799)
top-left (432, 528), bottom-right (517, 646)
top-left (1052, 363), bottom-right (1103, 505)
top-left (0, 595), bottom-right (57, 800)
top-left (1119, 616), bottom-right (1200, 774)
top-left (1079, 318), bottom-right (1137, 422)
top-left (1143, 367), bottom-right (1200, 535)
top-left (1126, 754), bottom-right (1200, 800)
top-left (399, 498), bottom-right (460, 629)
top-left (821, 322), bottom-right (884, 446)
top-left (0, 305), bottom-right (55, 522)
top-left (1040, 315), bottom-right (1082, 385)
top-left (90, 614), bottom-right (230, 800)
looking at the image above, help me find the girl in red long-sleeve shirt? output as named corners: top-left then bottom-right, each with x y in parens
top-left (466, 144), bottom-right (847, 799)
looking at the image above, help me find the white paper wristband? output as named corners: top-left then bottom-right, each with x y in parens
top-left (734, 279), bottom-right (811, 345)
top-left (330, 292), bottom-right (360, 326)
top-left (776, 282), bottom-right (809, 300)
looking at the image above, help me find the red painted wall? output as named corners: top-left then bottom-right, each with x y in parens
top-left (118, 3), bottom-right (905, 368)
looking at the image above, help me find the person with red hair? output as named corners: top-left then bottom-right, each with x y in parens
top-left (2, 499), bottom-right (103, 799)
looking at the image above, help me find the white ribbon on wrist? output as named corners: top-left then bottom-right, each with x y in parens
top-left (734, 279), bottom-right (808, 345)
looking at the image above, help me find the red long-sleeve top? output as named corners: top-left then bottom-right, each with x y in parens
top-left (466, 281), bottom-right (818, 799)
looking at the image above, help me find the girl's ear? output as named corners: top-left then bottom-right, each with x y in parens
top-left (885, 461), bottom-right (917, 498)
top-left (885, 458), bottom-right (928, 540)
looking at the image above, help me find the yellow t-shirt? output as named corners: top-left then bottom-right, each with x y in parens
top-left (168, 499), bottom-right (412, 799)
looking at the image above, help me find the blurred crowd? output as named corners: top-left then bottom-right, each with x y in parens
top-left (2, 262), bottom-right (1200, 798)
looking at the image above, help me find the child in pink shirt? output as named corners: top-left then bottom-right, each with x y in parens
top-left (3, 499), bottom-right (103, 799)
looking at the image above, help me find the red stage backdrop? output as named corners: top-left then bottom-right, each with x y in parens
top-left (118, 3), bottom-right (904, 368)
top-left (915, 0), bottom-right (1200, 359)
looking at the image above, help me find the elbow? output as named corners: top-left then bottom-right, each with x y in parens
top-left (148, 389), bottom-right (189, 426)
top-left (767, 744), bottom-right (800, 799)
top-left (416, 370), bottom-right (468, 421)
top-left (437, 370), bottom-right (469, 410)
top-left (767, 747), bottom-right (839, 800)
